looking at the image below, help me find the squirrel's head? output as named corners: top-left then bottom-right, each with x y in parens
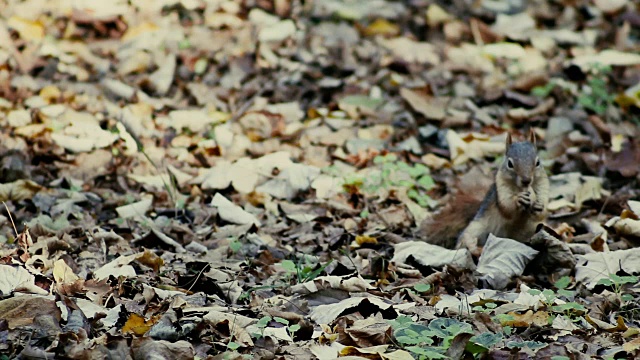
top-left (503, 131), bottom-right (540, 189)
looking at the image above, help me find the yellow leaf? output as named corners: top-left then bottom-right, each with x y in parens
top-left (7, 16), bottom-right (44, 42)
top-left (355, 235), bottom-right (378, 245)
top-left (122, 313), bottom-right (159, 336)
top-left (426, 4), bottom-right (453, 27)
top-left (501, 310), bottom-right (549, 327)
top-left (0, 180), bottom-right (43, 202)
top-left (611, 134), bottom-right (625, 153)
top-left (40, 86), bottom-right (62, 103)
top-left (363, 19), bottom-right (400, 37)
top-left (122, 22), bottom-right (160, 41)
top-left (623, 337), bottom-right (640, 353)
top-left (136, 249), bottom-right (164, 273)
top-left (53, 259), bottom-right (80, 285)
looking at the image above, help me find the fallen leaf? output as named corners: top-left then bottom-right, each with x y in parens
top-left (210, 193), bottom-right (261, 226)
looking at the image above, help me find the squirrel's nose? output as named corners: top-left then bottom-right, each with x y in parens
top-left (521, 177), bottom-right (531, 186)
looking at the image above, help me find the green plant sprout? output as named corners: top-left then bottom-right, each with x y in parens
top-left (527, 277), bottom-right (586, 322)
top-left (340, 154), bottom-right (437, 208)
top-left (281, 258), bottom-right (333, 284)
top-left (531, 63), bottom-right (615, 117)
top-left (388, 316), bottom-right (475, 359)
top-left (577, 64), bottom-right (614, 116)
top-left (597, 274), bottom-right (639, 306)
top-left (472, 301), bottom-right (498, 314)
top-left (251, 315), bottom-right (300, 340)
top-left (413, 283), bottom-right (432, 294)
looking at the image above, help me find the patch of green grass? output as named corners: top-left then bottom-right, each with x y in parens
top-left (597, 274), bottom-right (638, 305)
top-left (577, 64), bottom-right (614, 116)
top-left (531, 63), bottom-right (616, 118)
top-left (281, 258), bottom-right (333, 284)
top-left (251, 315), bottom-right (300, 340)
top-left (527, 277), bottom-right (586, 322)
top-left (389, 316), bottom-right (479, 359)
top-left (341, 153), bottom-right (437, 208)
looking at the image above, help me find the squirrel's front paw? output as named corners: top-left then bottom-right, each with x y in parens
top-left (517, 191), bottom-right (532, 210)
top-left (531, 200), bottom-right (545, 213)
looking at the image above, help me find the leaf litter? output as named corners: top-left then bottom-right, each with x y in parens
top-left (0, 0), bottom-right (640, 359)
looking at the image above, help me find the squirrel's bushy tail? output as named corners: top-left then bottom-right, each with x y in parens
top-left (419, 191), bottom-right (484, 248)
top-left (418, 167), bottom-right (492, 248)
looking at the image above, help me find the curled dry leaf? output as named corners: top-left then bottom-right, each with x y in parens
top-left (476, 234), bottom-right (539, 290)
top-left (392, 241), bottom-right (475, 270)
top-left (0, 179), bottom-right (42, 202)
top-left (575, 248), bottom-right (640, 289)
top-left (210, 193), bottom-right (261, 226)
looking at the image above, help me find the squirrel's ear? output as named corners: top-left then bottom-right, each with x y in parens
top-left (529, 129), bottom-right (536, 145)
top-left (506, 132), bottom-right (512, 147)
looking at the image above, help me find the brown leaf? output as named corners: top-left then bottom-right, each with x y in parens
top-left (0, 296), bottom-right (61, 329)
top-left (0, 180), bottom-right (42, 202)
top-left (400, 88), bottom-right (448, 120)
top-left (135, 249), bottom-right (164, 273)
top-left (606, 139), bottom-right (640, 177)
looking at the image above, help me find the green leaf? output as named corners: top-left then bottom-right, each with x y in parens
top-left (552, 302), bottom-right (585, 313)
top-left (531, 82), bottom-right (556, 98)
top-left (397, 161), bottom-right (411, 171)
top-left (178, 39), bottom-right (192, 49)
top-left (229, 240), bottom-right (242, 253)
top-left (417, 175), bottom-right (435, 190)
top-left (227, 341), bottom-right (240, 350)
top-left (503, 326), bottom-right (512, 336)
top-left (274, 317), bottom-right (289, 325)
top-left (557, 289), bottom-right (574, 299)
top-left (428, 318), bottom-right (473, 338)
top-left (256, 316), bottom-right (271, 328)
top-left (554, 276), bottom-right (571, 290)
top-left (339, 95), bottom-right (385, 110)
top-left (494, 314), bottom-right (515, 323)
top-left (396, 335), bottom-right (423, 345)
top-left (597, 278), bottom-right (614, 287)
top-left (471, 332), bottom-right (502, 348)
top-left (194, 58), bottom-right (208, 75)
top-left (405, 346), bottom-right (447, 358)
top-left (541, 289), bottom-right (556, 302)
top-left (619, 275), bottom-right (638, 284)
top-left (528, 289), bottom-right (542, 296)
top-left (414, 283), bottom-right (432, 293)
top-left (507, 340), bottom-right (547, 350)
top-left (289, 324), bottom-right (301, 333)
top-left (389, 315), bottom-right (414, 328)
top-left (281, 260), bottom-right (297, 273)
top-left (302, 260), bottom-right (333, 282)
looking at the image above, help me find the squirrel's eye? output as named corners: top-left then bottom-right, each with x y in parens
top-left (507, 158), bottom-right (514, 169)
top-left (535, 158), bottom-right (540, 167)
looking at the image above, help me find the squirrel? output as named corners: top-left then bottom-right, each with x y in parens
top-left (419, 130), bottom-right (549, 256)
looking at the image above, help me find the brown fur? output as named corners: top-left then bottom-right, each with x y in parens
top-left (421, 131), bottom-right (549, 257)
top-left (419, 191), bottom-right (485, 249)
top-left (419, 168), bottom-right (492, 248)
top-left (457, 132), bottom-right (549, 256)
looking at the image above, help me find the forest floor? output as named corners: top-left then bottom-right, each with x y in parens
top-left (1, 0), bottom-right (640, 359)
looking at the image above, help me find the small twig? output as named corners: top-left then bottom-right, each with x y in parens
top-left (598, 194), bottom-right (611, 216)
top-left (186, 263), bottom-right (211, 292)
top-left (230, 88), bottom-right (266, 123)
top-left (3, 201), bottom-right (18, 237)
